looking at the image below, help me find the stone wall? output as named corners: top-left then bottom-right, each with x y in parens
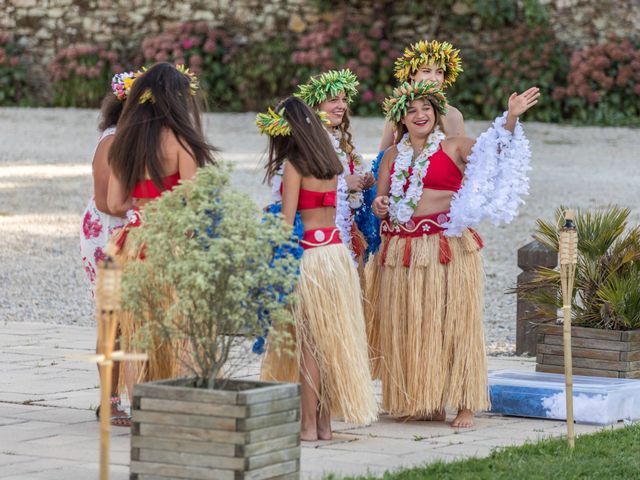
top-left (2, 0), bottom-right (638, 104)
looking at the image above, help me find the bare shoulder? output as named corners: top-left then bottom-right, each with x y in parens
top-left (381, 145), bottom-right (398, 163)
top-left (441, 136), bottom-right (475, 163)
top-left (444, 105), bottom-right (465, 137)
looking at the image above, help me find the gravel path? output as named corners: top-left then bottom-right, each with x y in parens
top-left (1, 107), bottom-right (639, 354)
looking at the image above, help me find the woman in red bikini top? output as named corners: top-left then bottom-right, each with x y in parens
top-left (107, 62), bottom-right (216, 217)
top-left (260, 96), bottom-right (378, 441)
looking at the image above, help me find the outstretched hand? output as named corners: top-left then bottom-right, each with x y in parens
top-left (508, 87), bottom-right (540, 117)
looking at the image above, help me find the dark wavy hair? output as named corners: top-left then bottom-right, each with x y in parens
top-left (98, 93), bottom-right (124, 131)
top-left (337, 109), bottom-right (355, 154)
top-left (108, 62), bottom-right (216, 196)
top-left (265, 97), bottom-right (343, 182)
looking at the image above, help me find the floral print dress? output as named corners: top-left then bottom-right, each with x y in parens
top-left (79, 127), bottom-right (125, 294)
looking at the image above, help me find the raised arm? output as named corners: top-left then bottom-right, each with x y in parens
top-left (505, 87), bottom-right (540, 132)
top-left (280, 162), bottom-right (302, 226)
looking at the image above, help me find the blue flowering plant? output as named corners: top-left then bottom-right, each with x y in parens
top-left (121, 165), bottom-right (300, 389)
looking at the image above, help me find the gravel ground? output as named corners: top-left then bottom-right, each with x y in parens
top-left (1, 107), bottom-right (639, 354)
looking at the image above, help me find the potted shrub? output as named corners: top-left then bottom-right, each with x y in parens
top-left (121, 165), bottom-right (302, 480)
top-left (516, 205), bottom-right (640, 379)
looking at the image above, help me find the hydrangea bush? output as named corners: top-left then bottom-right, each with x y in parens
top-left (553, 36), bottom-right (640, 126)
top-left (141, 22), bottom-right (239, 110)
top-left (49, 43), bottom-right (123, 107)
top-left (292, 16), bottom-right (399, 115)
top-left (121, 165), bottom-right (300, 388)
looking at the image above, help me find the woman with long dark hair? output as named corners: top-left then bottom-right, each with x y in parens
top-left (257, 97), bottom-right (377, 441)
top-left (106, 62), bottom-right (216, 400)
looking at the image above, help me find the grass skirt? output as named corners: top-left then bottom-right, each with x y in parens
top-left (261, 243), bottom-right (378, 425)
top-left (366, 229), bottom-right (489, 416)
top-left (106, 221), bottom-right (185, 397)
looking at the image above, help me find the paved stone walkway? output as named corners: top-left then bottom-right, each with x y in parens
top-left (0, 321), bottom-right (628, 479)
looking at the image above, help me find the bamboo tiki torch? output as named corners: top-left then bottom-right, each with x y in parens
top-left (95, 256), bottom-right (122, 480)
top-left (559, 210), bottom-right (578, 449)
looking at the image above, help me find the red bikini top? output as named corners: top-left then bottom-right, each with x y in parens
top-left (132, 172), bottom-right (181, 199)
top-left (279, 184), bottom-right (337, 211)
top-left (390, 145), bottom-right (463, 192)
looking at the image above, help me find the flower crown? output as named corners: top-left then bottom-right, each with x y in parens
top-left (383, 80), bottom-right (448, 123)
top-left (136, 64), bottom-right (200, 104)
top-left (256, 108), bottom-right (330, 137)
top-left (394, 40), bottom-right (463, 87)
top-left (111, 71), bottom-right (137, 101)
top-left (295, 69), bottom-right (359, 106)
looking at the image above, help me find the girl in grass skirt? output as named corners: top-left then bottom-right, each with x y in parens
top-left (257, 97), bottom-right (377, 441)
top-left (368, 80), bottom-right (539, 427)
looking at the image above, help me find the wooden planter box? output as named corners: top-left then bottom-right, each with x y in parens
top-left (536, 324), bottom-right (640, 379)
top-left (130, 378), bottom-right (300, 480)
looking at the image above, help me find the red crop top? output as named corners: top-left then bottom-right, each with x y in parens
top-left (132, 172), bottom-right (181, 199)
top-left (390, 145), bottom-right (463, 192)
top-left (297, 188), bottom-right (337, 210)
top-left (278, 184), bottom-right (337, 211)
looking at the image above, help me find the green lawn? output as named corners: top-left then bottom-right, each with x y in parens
top-left (331, 423), bottom-right (640, 480)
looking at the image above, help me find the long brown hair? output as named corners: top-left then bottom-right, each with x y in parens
top-left (98, 93), bottom-right (123, 131)
top-left (265, 97), bottom-right (343, 182)
top-left (109, 62), bottom-right (216, 196)
top-left (337, 109), bottom-right (355, 154)
top-left (394, 97), bottom-right (446, 144)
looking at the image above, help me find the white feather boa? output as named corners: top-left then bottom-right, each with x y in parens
top-left (443, 111), bottom-right (531, 237)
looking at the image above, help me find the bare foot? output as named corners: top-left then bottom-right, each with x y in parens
top-left (317, 408), bottom-right (332, 440)
top-left (396, 410), bottom-right (446, 422)
top-left (451, 409), bottom-right (474, 428)
top-left (300, 429), bottom-right (318, 441)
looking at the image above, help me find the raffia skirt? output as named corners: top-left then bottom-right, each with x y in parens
top-left (365, 215), bottom-right (490, 416)
top-left (105, 210), bottom-right (186, 397)
top-left (261, 232), bottom-right (378, 426)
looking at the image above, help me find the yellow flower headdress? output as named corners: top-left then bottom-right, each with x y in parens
top-left (394, 40), bottom-right (463, 87)
top-left (137, 64), bottom-right (200, 104)
top-left (383, 80), bottom-right (448, 123)
top-left (295, 69), bottom-right (359, 106)
top-left (256, 107), bottom-right (330, 137)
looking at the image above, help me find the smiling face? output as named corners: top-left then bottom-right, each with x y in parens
top-left (401, 98), bottom-right (437, 138)
top-left (317, 91), bottom-right (348, 127)
top-left (410, 62), bottom-right (445, 87)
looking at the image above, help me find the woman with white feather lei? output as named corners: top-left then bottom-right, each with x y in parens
top-left (368, 80), bottom-right (539, 428)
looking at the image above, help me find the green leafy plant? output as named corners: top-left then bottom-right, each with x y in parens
top-left (515, 205), bottom-right (640, 330)
top-left (49, 43), bottom-right (123, 107)
top-left (451, 24), bottom-right (570, 122)
top-left (229, 34), bottom-right (297, 111)
top-left (0, 32), bottom-right (34, 106)
top-left (121, 165), bottom-right (299, 388)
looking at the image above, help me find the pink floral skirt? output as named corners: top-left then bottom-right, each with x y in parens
top-left (79, 197), bottom-right (125, 295)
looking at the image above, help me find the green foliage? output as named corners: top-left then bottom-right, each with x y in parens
top-left (331, 423), bottom-right (640, 479)
top-left (0, 32), bottom-right (33, 106)
top-left (516, 205), bottom-right (640, 330)
top-left (451, 24), bottom-right (570, 123)
top-left (121, 165), bottom-right (299, 388)
top-left (229, 34), bottom-right (298, 111)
